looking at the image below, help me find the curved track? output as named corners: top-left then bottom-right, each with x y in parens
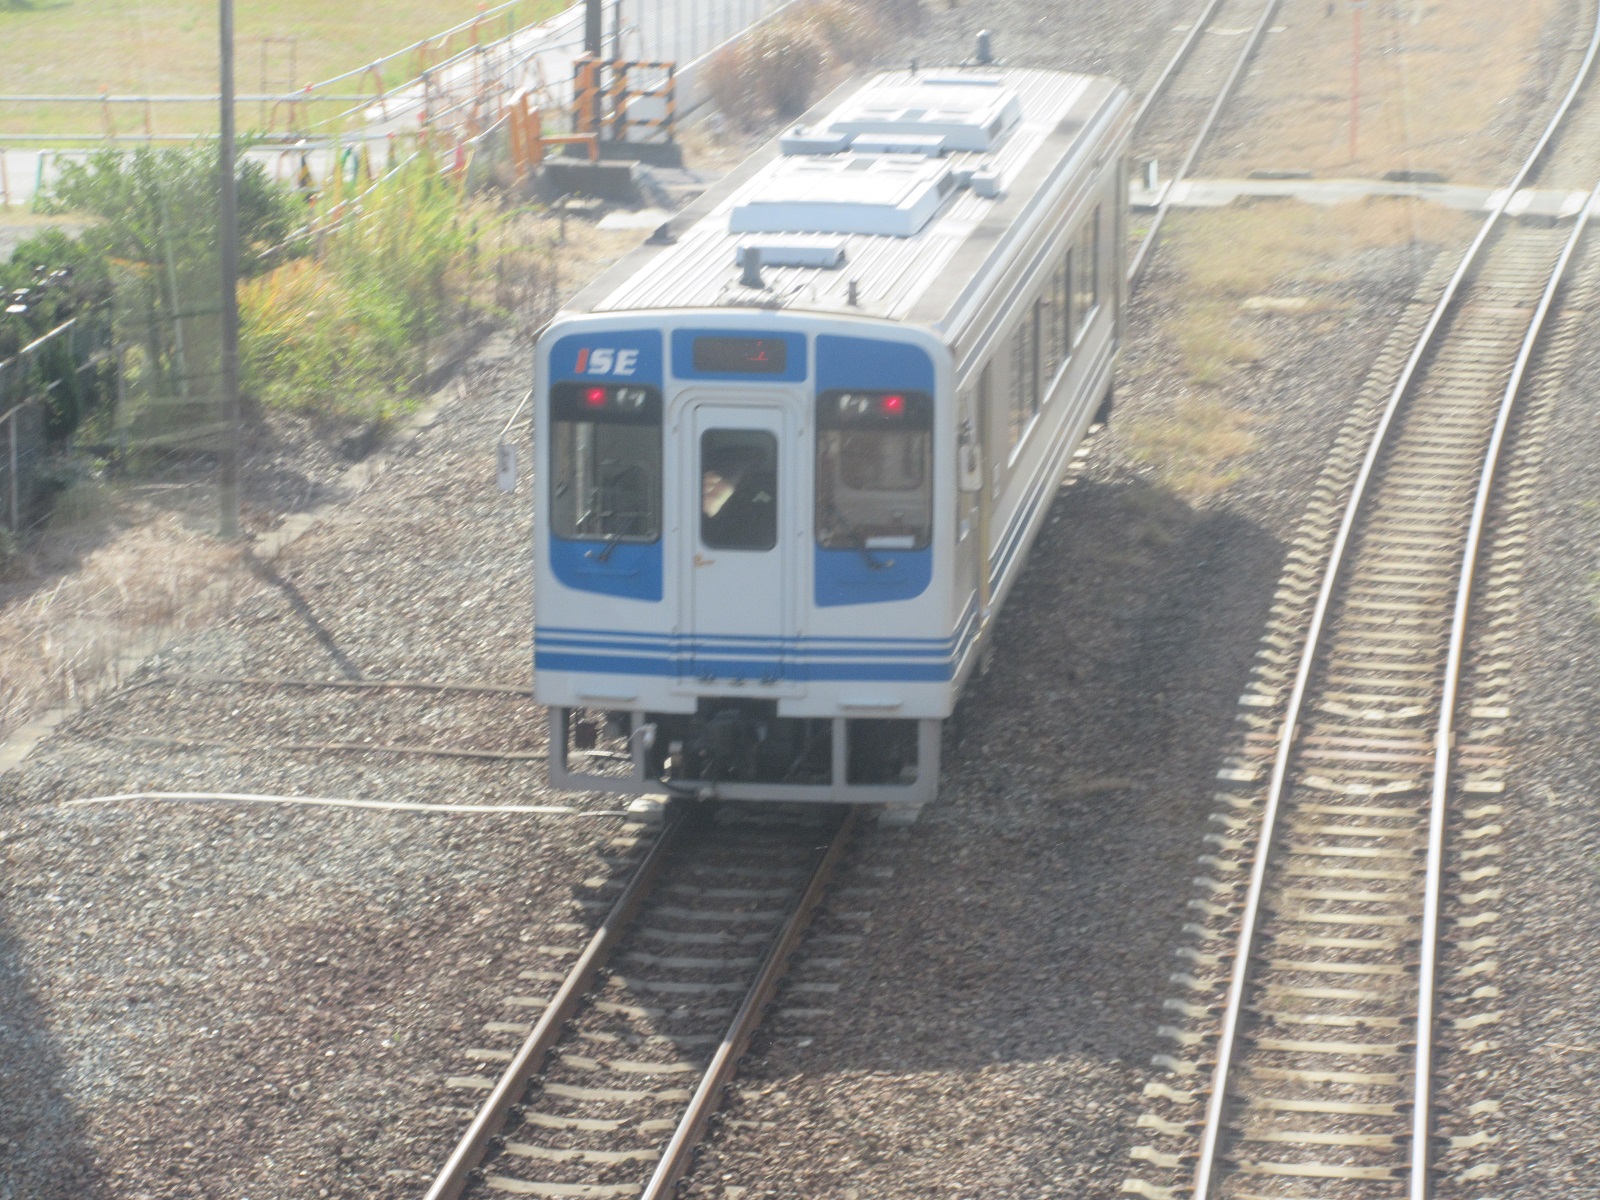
top-left (1154, 8), bottom-right (1600, 1198)
top-left (425, 803), bottom-right (857, 1200)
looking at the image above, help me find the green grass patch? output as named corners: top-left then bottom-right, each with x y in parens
top-left (34, 141), bottom-right (548, 434)
top-left (0, 0), bottom-right (565, 138)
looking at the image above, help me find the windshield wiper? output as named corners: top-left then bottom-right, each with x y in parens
top-left (825, 504), bottom-right (888, 571)
top-left (586, 530), bottom-right (625, 563)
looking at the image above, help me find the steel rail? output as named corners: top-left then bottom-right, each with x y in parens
top-left (638, 806), bottom-right (860, 1200)
top-left (1189, 6), bottom-right (1600, 1196)
top-left (1129, 0), bottom-right (1232, 132)
top-left (1412, 174), bottom-right (1600, 1192)
top-left (1127, 0), bottom-right (1284, 289)
top-left (422, 804), bottom-right (694, 1200)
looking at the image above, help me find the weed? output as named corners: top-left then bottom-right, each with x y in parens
top-left (238, 153), bottom-right (548, 423)
top-left (1174, 299), bottom-right (1264, 387)
top-left (40, 144), bottom-right (303, 440)
top-left (1170, 197), bottom-right (1473, 299)
top-left (239, 156), bottom-right (462, 420)
top-left (1123, 396), bottom-right (1257, 501)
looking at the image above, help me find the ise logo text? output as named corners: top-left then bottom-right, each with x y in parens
top-left (574, 347), bottom-right (639, 376)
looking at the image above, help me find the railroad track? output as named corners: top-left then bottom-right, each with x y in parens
top-left (426, 802), bottom-right (857, 1200)
top-left (1127, 0), bottom-right (1283, 287)
top-left (1125, 7), bottom-right (1600, 1199)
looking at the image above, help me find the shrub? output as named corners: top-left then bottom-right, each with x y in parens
top-left (747, 21), bottom-right (828, 119)
top-left (804, 0), bottom-right (881, 61)
top-left (39, 145), bottom-right (304, 430)
top-left (239, 153), bottom-right (488, 422)
top-left (705, 0), bottom-right (885, 130)
top-left (876, 0), bottom-right (922, 30)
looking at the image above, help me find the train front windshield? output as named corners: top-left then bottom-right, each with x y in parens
top-left (815, 389), bottom-right (933, 551)
top-left (549, 382), bottom-right (662, 542)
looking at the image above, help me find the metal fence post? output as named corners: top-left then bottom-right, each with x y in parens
top-left (7, 412), bottom-right (17, 533)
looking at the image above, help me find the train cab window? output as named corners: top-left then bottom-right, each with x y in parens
top-left (701, 429), bottom-right (778, 551)
top-left (816, 390), bottom-right (933, 552)
top-left (550, 382), bottom-right (662, 542)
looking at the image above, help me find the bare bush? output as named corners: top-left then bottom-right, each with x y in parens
top-left (705, 0), bottom-right (888, 131)
top-left (703, 41), bottom-right (762, 130)
top-left (749, 21), bottom-right (829, 119)
top-left (802, 0), bottom-right (882, 62)
top-left (869, 0), bottom-right (922, 31)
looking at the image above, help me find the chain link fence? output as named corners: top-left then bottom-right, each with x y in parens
top-left (0, 309), bottom-right (114, 534)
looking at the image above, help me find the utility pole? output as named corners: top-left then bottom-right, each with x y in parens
top-left (1349, 0), bottom-right (1365, 163)
top-left (583, 0), bottom-right (606, 139)
top-left (218, 0), bottom-right (242, 538)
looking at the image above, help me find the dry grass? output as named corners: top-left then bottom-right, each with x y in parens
top-left (1126, 195), bottom-right (1472, 500)
top-left (1174, 298), bottom-right (1264, 386)
top-left (1169, 197), bottom-right (1477, 297)
top-left (1217, 0), bottom-right (1562, 179)
top-left (0, 205), bottom-right (640, 744)
top-left (0, 484), bottom-right (249, 741)
top-left (1123, 396), bottom-right (1258, 500)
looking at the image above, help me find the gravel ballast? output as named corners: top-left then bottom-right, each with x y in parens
top-left (2, 0), bottom-right (1596, 1196)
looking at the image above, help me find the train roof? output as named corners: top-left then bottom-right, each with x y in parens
top-left (564, 65), bottom-right (1132, 341)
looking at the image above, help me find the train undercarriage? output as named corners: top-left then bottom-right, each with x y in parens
top-left (548, 701), bottom-right (941, 808)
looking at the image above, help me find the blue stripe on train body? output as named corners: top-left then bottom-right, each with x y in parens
top-left (813, 334), bottom-right (939, 608)
top-left (534, 624), bottom-right (960, 682)
top-left (548, 540), bottom-right (663, 603)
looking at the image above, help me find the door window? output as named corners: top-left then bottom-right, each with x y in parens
top-left (700, 428), bottom-right (779, 551)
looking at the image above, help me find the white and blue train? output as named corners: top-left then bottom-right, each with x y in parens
top-left (533, 62), bottom-right (1132, 811)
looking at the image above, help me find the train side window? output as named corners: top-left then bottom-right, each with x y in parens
top-left (701, 429), bottom-right (779, 551)
top-left (1048, 253), bottom-right (1070, 387)
top-left (816, 390), bottom-right (933, 552)
top-left (1073, 207), bottom-right (1100, 344)
top-left (1007, 297), bottom-right (1047, 452)
top-left (978, 363), bottom-right (1000, 499)
top-left (549, 383), bottom-right (662, 543)
top-left (1061, 248), bottom-right (1074, 360)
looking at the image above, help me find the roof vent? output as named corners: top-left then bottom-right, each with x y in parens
top-left (848, 132), bottom-right (947, 156)
top-left (969, 168), bottom-right (1003, 198)
top-left (729, 155), bottom-right (958, 237)
top-left (735, 240), bottom-right (847, 269)
top-left (920, 73), bottom-right (1004, 87)
top-left (822, 77), bottom-right (1022, 153)
top-left (780, 125), bottom-right (852, 155)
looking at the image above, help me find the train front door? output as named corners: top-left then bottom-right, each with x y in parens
top-left (684, 401), bottom-right (790, 684)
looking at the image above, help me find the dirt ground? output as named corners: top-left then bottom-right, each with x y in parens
top-left (1208, 0), bottom-right (1571, 179)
